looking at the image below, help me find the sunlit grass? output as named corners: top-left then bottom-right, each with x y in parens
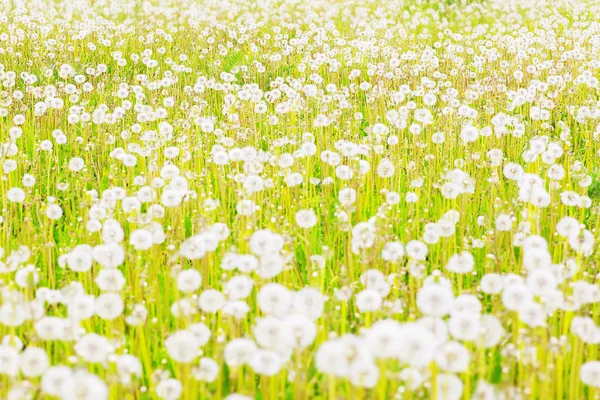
top-left (0, 0), bottom-right (600, 399)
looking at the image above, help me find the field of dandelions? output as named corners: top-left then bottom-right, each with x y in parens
top-left (2, 0), bottom-right (600, 399)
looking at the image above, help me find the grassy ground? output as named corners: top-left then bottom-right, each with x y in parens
top-left (1, 0), bottom-right (600, 398)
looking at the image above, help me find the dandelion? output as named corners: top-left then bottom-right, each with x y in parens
top-left (224, 338), bottom-right (257, 367)
top-left (435, 342), bottom-right (470, 373)
top-left (193, 357), bottom-right (219, 382)
top-left (436, 373), bottom-right (463, 400)
top-left (68, 157), bottom-right (85, 172)
top-left (130, 229), bottom-right (154, 250)
top-left (295, 209), bottom-right (318, 229)
top-left (176, 269), bottom-right (202, 293)
top-left (0, 345), bottom-right (19, 376)
top-left (355, 289), bottom-right (383, 312)
top-left (446, 251), bottom-right (475, 274)
top-left (41, 366), bottom-right (75, 397)
top-left (581, 362), bottom-right (600, 388)
top-left (46, 204), bottom-right (63, 220)
top-left (257, 283), bottom-right (293, 317)
top-left (165, 330), bottom-right (200, 363)
top-left (7, 188), bottom-right (26, 203)
top-left (95, 293), bottom-right (124, 320)
top-left (156, 378), bottom-right (183, 400)
top-left (75, 334), bottom-right (111, 363)
top-left (417, 284), bottom-right (454, 317)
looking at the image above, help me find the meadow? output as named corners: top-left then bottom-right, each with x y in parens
top-left (1, 0), bottom-right (600, 398)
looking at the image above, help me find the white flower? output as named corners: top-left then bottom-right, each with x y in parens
top-left (224, 338), bottom-right (257, 367)
top-left (130, 229), bottom-right (153, 250)
top-left (177, 269), bottom-right (202, 293)
top-left (295, 209), bottom-right (317, 229)
top-left (198, 289), bottom-right (225, 313)
top-left (75, 333), bottom-right (110, 363)
top-left (257, 283), bottom-right (292, 317)
top-left (381, 241), bottom-right (404, 262)
top-left (156, 378), bottom-right (183, 400)
top-left (435, 342), bottom-right (470, 373)
top-left (355, 289), bottom-right (382, 312)
top-left (236, 199), bottom-right (258, 216)
top-left (95, 268), bottom-right (126, 291)
top-left (165, 330), bottom-right (200, 363)
top-left (0, 345), bottom-right (19, 376)
top-left (7, 187), bottom-right (26, 203)
top-left (46, 204), bottom-right (63, 220)
top-left (68, 157), bottom-right (85, 172)
top-left (417, 283), bottom-right (454, 317)
top-left (249, 349), bottom-right (283, 376)
top-left (194, 357), bottom-right (219, 382)
top-left (376, 158), bottom-right (395, 178)
top-left (41, 366), bottom-right (75, 397)
top-left (95, 293), bottom-right (124, 320)
top-left (436, 373), bottom-right (463, 400)
top-left (446, 251), bottom-right (475, 274)
top-left (581, 361), bottom-right (600, 388)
